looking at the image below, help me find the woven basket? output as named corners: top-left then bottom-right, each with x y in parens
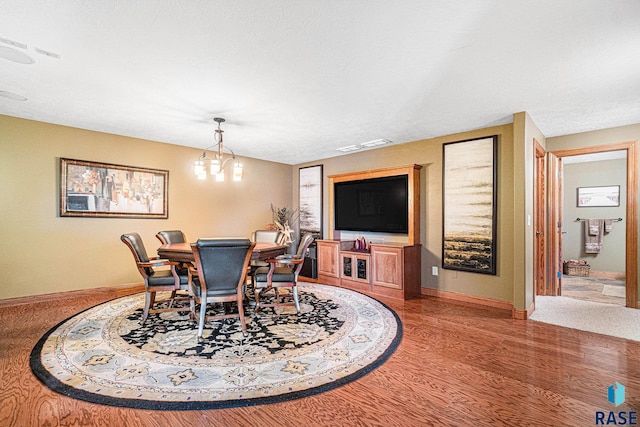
top-left (563, 262), bottom-right (590, 276)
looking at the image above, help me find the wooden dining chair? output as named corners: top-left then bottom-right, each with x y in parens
top-left (253, 233), bottom-right (315, 313)
top-left (189, 238), bottom-right (255, 339)
top-left (121, 233), bottom-right (191, 324)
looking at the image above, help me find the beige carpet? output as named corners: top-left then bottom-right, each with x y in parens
top-left (530, 296), bottom-right (640, 342)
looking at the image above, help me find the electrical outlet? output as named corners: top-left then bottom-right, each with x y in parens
top-left (432, 266), bottom-right (438, 276)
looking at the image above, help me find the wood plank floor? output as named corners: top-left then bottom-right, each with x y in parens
top-left (1, 285), bottom-right (639, 426)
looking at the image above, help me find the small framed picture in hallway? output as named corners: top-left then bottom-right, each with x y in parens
top-left (577, 185), bottom-right (620, 207)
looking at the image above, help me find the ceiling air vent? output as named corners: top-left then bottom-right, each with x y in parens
top-left (0, 37), bottom-right (27, 49)
top-left (35, 47), bottom-right (61, 59)
top-left (360, 138), bottom-right (392, 148)
top-left (337, 139), bottom-right (393, 152)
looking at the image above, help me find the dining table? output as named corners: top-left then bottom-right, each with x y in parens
top-left (157, 241), bottom-right (287, 263)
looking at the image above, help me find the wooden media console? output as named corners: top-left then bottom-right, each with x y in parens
top-left (318, 164), bottom-right (422, 300)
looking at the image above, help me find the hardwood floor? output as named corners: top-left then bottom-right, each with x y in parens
top-left (1, 284), bottom-right (639, 426)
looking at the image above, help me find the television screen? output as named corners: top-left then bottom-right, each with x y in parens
top-left (334, 174), bottom-right (408, 233)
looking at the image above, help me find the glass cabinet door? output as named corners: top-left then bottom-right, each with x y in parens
top-left (356, 258), bottom-right (368, 280)
top-left (342, 256), bottom-right (352, 277)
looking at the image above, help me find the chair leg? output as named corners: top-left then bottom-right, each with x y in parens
top-left (237, 297), bottom-right (247, 335)
top-left (189, 296), bottom-right (196, 321)
top-left (142, 291), bottom-right (154, 324)
top-left (254, 288), bottom-right (261, 312)
top-left (198, 300), bottom-right (207, 339)
top-left (292, 285), bottom-right (300, 313)
top-left (168, 290), bottom-right (177, 308)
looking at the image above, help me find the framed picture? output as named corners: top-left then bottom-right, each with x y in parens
top-left (299, 165), bottom-right (323, 240)
top-left (577, 185), bottom-right (620, 207)
top-left (442, 136), bottom-right (498, 275)
top-left (60, 158), bottom-right (169, 219)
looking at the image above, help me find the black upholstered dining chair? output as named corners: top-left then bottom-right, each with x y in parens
top-left (189, 238), bottom-right (256, 339)
top-left (253, 233), bottom-right (315, 313)
top-left (155, 230), bottom-right (187, 245)
top-left (156, 230), bottom-right (190, 275)
top-left (121, 232), bottom-right (190, 324)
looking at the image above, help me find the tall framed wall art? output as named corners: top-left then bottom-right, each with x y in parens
top-left (299, 165), bottom-right (323, 240)
top-left (442, 136), bottom-right (497, 275)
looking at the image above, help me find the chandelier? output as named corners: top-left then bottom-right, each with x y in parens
top-left (194, 117), bottom-right (243, 182)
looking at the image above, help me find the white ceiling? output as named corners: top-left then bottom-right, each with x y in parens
top-left (1, 1), bottom-right (639, 165)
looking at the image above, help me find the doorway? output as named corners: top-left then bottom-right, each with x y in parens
top-left (535, 141), bottom-right (638, 309)
top-left (561, 151), bottom-right (627, 306)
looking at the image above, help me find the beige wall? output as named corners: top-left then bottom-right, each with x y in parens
top-left (546, 124), bottom-right (640, 150)
top-left (0, 115), bottom-right (293, 299)
top-left (5, 112), bottom-right (635, 309)
top-left (513, 112), bottom-right (546, 311)
top-left (296, 123), bottom-right (519, 305)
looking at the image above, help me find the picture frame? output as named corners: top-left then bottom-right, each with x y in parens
top-left (60, 158), bottom-right (169, 219)
top-left (299, 165), bottom-right (323, 240)
top-left (442, 136), bottom-right (498, 275)
top-left (577, 185), bottom-right (620, 207)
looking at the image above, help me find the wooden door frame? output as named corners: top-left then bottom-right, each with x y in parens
top-left (534, 140), bottom-right (547, 295)
top-left (550, 141), bottom-right (638, 308)
top-left (547, 152), bottom-right (563, 296)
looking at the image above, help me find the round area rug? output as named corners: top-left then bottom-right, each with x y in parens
top-left (30, 283), bottom-right (401, 410)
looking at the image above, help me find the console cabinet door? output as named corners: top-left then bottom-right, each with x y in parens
top-left (371, 245), bottom-right (403, 289)
top-left (341, 254), bottom-right (353, 278)
top-left (355, 255), bottom-right (369, 282)
top-left (341, 253), bottom-right (370, 283)
top-left (318, 241), bottom-right (340, 278)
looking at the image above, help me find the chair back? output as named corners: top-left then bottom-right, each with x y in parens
top-left (192, 239), bottom-right (255, 295)
top-left (251, 229), bottom-right (282, 243)
top-left (288, 233), bottom-right (315, 276)
top-left (295, 233), bottom-right (315, 259)
top-left (121, 233), bottom-right (152, 276)
top-left (156, 230), bottom-right (186, 245)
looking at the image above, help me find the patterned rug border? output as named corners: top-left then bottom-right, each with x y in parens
top-left (30, 285), bottom-right (403, 410)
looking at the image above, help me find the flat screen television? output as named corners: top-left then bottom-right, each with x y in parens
top-left (334, 174), bottom-right (408, 233)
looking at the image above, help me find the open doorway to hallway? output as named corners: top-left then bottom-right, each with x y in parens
top-left (560, 151), bottom-right (627, 306)
top-left (534, 140), bottom-right (638, 309)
